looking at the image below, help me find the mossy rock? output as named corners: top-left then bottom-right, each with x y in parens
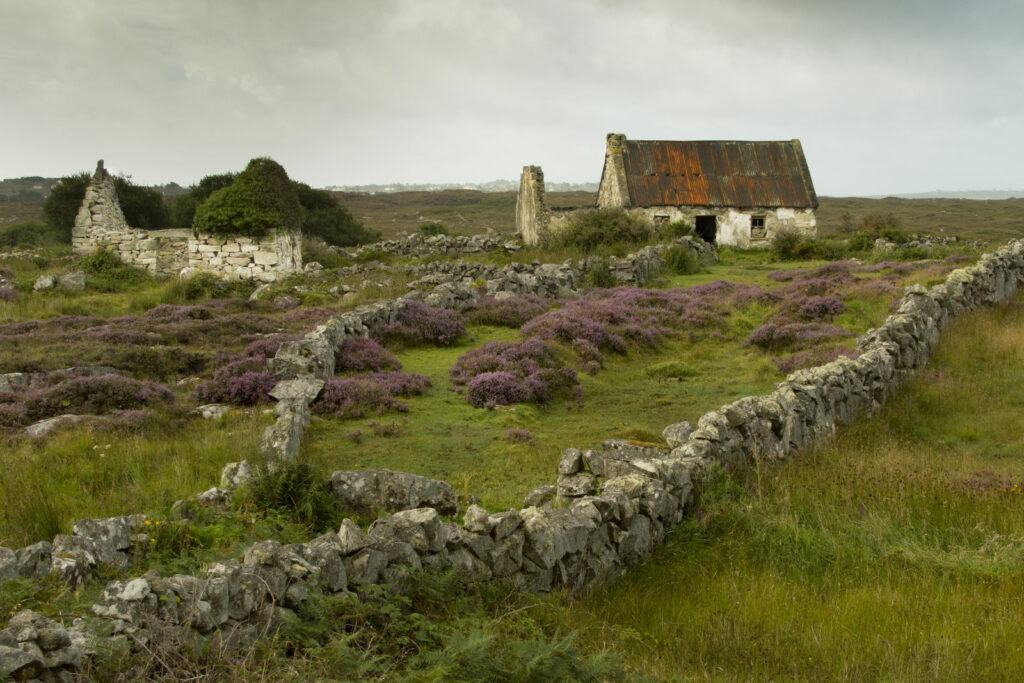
top-left (642, 361), bottom-right (696, 380)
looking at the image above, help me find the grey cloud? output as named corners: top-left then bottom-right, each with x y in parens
top-left (0, 0), bottom-right (1020, 194)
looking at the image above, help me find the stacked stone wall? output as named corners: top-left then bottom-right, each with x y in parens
top-left (4, 239), bottom-right (1024, 679)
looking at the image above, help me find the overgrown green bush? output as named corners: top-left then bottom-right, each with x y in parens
top-left (293, 181), bottom-right (379, 247)
top-left (78, 248), bottom-right (151, 290)
top-left (302, 236), bottom-right (351, 269)
top-left (112, 177), bottom-right (169, 229)
top-left (662, 244), bottom-right (703, 274)
top-left (419, 221), bottom-right (448, 236)
top-left (168, 173), bottom-right (236, 227)
top-left (193, 158), bottom-right (302, 239)
top-left (242, 459), bottom-right (341, 532)
top-left (584, 259), bottom-right (616, 288)
top-left (42, 172), bottom-right (90, 241)
top-left (0, 221), bottom-right (66, 248)
top-left (546, 209), bottom-right (653, 253)
top-left (660, 218), bottom-right (694, 239)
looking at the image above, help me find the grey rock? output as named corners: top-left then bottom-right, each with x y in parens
top-left (662, 421), bottom-right (695, 448)
top-left (448, 548), bottom-right (492, 580)
top-left (0, 547), bottom-right (15, 583)
top-left (523, 485), bottom-right (556, 508)
top-left (220, 460), bottom-right (253, 490)
top-left (463, 504), bottom-right (491, 534)
top-left (268, 377), bottom-right (325, 402)
top-left (557, 473), bottom-right (598, 498)
top-left (489, 510), bottom-right (523, 541)
top-left (33, 274), bottom-right (57, 291)
top-left (50, 535), bottom-right (97, 586)
top-left (337, 518), bottom-right (366, 554)
top-left (72, 515), bottom-right (134, 553)
top-left (558, 448), bottom-right (584, 475)
top-left (57, 270), bottom-right (86, 291)
top-left (24, 414), bottom-right (91, 438)
top-left (372, 508), bottom-right (444, 554)
top-left (331, 468), bottom-right (459, 516)
top-left (344, 548), bottom-right (388, 585)
top-left (195, 403), bottom-right (232, 420)
top-left (0, 644), bottom-right (42, 679)
top-left (15, 542), bottom-right (51, 579)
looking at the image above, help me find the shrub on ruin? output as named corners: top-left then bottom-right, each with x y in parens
top-left (192, 157), bottom-right (302, 239)
top-left (584, 260), bottom-right (616, 288)
top-left (662, 244), bottom-right (702, 275)
top-left (293, 181), bottom-right (379, 247)
top-left (335, 337), bottom-right (402, 372)
top-left (112, 177), bottom-right (170, 229)
top-left (78, 248), bottom-right (151, 290)
top-left (547, 209), bottom-right (653, 253)
top-left (378, 301), bottom-right (465, 347)
top-left (42, 172), bottom-right (91, 241)
top-left (419, 221), bottom-right (449, 236)
top-left (244, 458), bottom-right (341, 531)
top-left (661, 219), bottom-right (694, 239)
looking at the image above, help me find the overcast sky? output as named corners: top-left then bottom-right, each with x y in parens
top-left (2, 0), bottom-right (1021, 195)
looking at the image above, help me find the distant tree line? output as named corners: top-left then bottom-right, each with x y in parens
top-left (1, 158), bottom-right (378, 248)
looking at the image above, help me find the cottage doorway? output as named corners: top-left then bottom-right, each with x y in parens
top-left (695, 215), bottom-right (717, 243)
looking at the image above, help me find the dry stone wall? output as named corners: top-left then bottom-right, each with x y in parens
top-left (70, 160), bottom-right (302, 282)
top-left (4, 239), bottom-right (1024, 680)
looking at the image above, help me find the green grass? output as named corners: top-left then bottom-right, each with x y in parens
top-left (541, 295), bottom-right (1024, 680)
top-left (0, 410), bottom-right (271, 547)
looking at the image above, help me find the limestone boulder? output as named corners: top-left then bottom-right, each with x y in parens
top-left (331, 469), bottom-right (459, 516)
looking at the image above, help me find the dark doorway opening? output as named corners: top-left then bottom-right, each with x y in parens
top-left (695, 215), bottom-right (717, 244)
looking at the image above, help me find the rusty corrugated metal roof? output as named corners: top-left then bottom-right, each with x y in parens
top-left (621, 139), bottom-right (818, 209)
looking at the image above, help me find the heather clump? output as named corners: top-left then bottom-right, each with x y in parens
top-left (378, 301), bottom-right (465, 347)
top-left (522, 283), bottom-right (772, 368)
top-left (744, 322), bottom-right (853, 351)
top-left (311, 370), bottom-right (431, 419)
top-left (0, 374), bottom-right (175, 427)
top-left (450, 339), bottom-right (580, 408)
top-left (335, 337), bottom-right (402, 372)
top-left (462, 294), bottom-right (551, 328)
top-left (192, 336), bottom-right (299, 406)
top-left (795, 295), bottom-right (846, 321)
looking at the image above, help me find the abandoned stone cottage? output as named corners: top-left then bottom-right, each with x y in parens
top-left (71, 160), bottom-right (302, 281)
top-left (516, 133), bottom-right (819, 247)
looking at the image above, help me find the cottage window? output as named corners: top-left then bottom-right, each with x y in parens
top-left (751, 215), bottom-right (767, 239)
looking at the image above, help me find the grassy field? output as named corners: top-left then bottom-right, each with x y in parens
top-left (332, 190), bottom-right (1024, 242)
top-left (538, 295), bottom-right (1024, 680)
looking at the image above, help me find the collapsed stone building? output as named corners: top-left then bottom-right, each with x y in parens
top-left (71, 161), bottom-right (302, 281)
top-left (517, 133), bottom-right (819, 247)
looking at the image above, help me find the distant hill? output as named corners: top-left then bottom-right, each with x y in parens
top-left (869, 190), bottom-right (1024, 200)
top-left (0, 176), bottom-right (189, 203)
top-left (327, 180), bottom-right (599, 194)
top-left (0, 177), bottom-right (61, 203)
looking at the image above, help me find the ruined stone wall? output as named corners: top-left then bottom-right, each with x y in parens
top-left (597, 133), bottom-right (630, 209)
top-left (515, 165), bottom-right (550, 245)
top-left (5, 239), bottom-right (1024, 679)
top-left (71, 160), bottom-right (302, 281)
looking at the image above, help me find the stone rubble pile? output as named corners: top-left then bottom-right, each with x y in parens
top-left (4, 238), bottom-right (1022, 679)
